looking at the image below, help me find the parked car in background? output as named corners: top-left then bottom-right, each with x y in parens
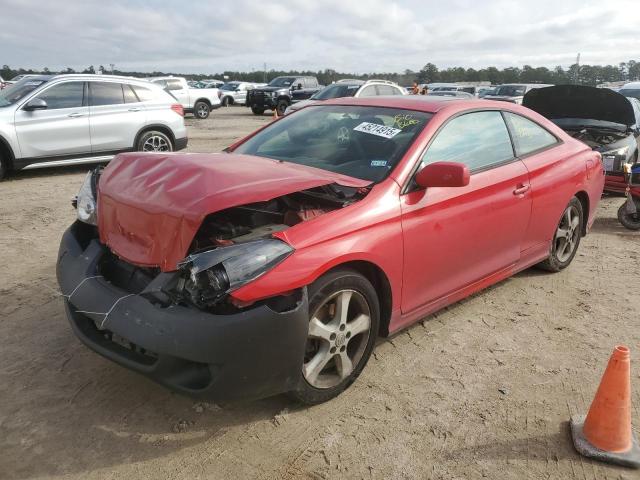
top-left (149, 76), bottom-right (221, 119)
top-left (484, 84), bottom-right (553, 104)
top-left (0, 75), bottom-right (6, 89)
top-left (218, 81), bottom-right (260, 106)
top-left (58, 96), bottom-right (603, 404)
top-left (0, 74), bottom-right (187, 180)
top-left (427, 90), bottom-right (474, 99)
top-left (202, 79), bottom-right (225, 88)
top-left (5, 74), bottom-right (38, 85)
top-left (523, 84), bottom-right (640, 193)
top-left (619, 82), bottom-right (640, 101)
top-left (478, 87), bottom-right (496, 98)
top-left (246, 76), bottom-right (323, 115)
top-left (284, 79), bottom-right (406, 115)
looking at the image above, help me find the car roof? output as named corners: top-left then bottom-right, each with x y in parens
top-left (622, 82), bottom-right (640, 89)
top-left (320, 95), bottom-right (494, 113)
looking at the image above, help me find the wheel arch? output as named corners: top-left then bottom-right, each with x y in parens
top-left (317, 260), bottom-right (393, 337)
top-left (194, 97), bottom-right (212, 106)
top-left (133, 124), bottom-right (176, 150)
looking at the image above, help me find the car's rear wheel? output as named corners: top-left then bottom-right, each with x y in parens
top-left (538, 197), bottom-right (583, 272)
top-left (137, 131), bottom-right (173, 152)
top-left (251, 106), bottom-right (265, 115)
top-left (276, 99), bottom-right (289, 116)
top-left (289, 269), bottom-right (379, 404)
top-left (617, 198), bottom-right (640, 230)
top-left (194, 101), bottom-right (210, 119)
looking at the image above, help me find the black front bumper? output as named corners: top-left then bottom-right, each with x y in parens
top-left (56, 222), bottom-right (309, 401)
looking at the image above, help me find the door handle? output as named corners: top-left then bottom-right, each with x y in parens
top-left (513, 184), bottom-right (530, 196)
top-left (128, 107), bottom-right (141, 112)
top-left (68, 112), bottom-right (84, 118)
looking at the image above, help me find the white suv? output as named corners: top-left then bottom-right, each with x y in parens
top-left (284, 79), bottom-right (406, 115)
top-left (0, 74), bottom-right (187, 179)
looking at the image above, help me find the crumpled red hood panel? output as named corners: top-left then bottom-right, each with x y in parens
top-left (98, 152), bottom-right (368, 271)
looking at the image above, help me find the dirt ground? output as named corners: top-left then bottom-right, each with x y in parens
top-left (1, 107), bottom-right (639, 480)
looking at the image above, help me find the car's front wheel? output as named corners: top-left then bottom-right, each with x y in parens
top-left (193, 101), bottom-right (210, 119)
top-left (251, 106), bottom-right (265, 115)
top-left (276, 99), bottom-right (289, 116)
top-left (538, 197), bottom-right (583, 272)
top-left (289, 269), bottom-right (379, 404)
top-left (137, 131), bottom-right (174, 152)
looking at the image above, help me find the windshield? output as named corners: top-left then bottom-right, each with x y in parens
top-left (221, 83), bottom-right (239, 91)
top-left (233, 105), bottom-right (432, 183)
top-left (268, 77), bottom-right (296, 87)
top-left (311, 83), bottom-right (361, 100)
top-left (621, 89), bottom-right (640, 101)
top-left (493, 85), bottom-right (526, 96)
top-left (0, 78), bottom-right (47, 107)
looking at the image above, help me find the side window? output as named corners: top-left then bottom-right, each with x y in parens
top-left (123, 84), bottom-right (139, 103)
top-left (131, 85), bottom-right (156, 102)
top-left (90, 82), bottom-right (124, 106)
top-left (305, 78), bottom-right (317, 88)
top-left (422, 111), bottom-right (514, 171)
top-left (376, 85), bottom-right (397, 96)
top-left (358, 85), bottom-right (377, 97)
top-left (504, 112), bottom-right (558, 156)
top-left (35, 82), bottom-right (84, 109)
top-left (167, 80), bottom-right (183, 91)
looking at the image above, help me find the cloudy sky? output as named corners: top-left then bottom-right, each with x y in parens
top-left (0, 0), bottom-right (638, 74)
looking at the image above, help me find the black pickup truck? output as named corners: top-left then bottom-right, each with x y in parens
top-left (246, 76), bottom-right (323, 115)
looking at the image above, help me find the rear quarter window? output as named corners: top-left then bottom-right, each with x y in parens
top-left (504, 112), bottom-right (559, 156)
top-left (132, 85), bottom-right (157, 102)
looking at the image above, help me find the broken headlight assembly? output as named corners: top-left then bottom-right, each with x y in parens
top-left (177, 239), bottom-right (294, 308)
top-left (73, 170), bottom-right (100, 226)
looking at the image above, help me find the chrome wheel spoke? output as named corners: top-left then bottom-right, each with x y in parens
top-left (308, 317), bottom-right (334, 342)
top-left (556, 226), bottom-right (570, 238)
top-left (348, 313), bottom-right (370, 337)
top-left (335, 351), bottom-right (353, 379)
top-left (334, 291), bottom-right (352, 325)
top-left (303, 344), bottom-right (333, 385)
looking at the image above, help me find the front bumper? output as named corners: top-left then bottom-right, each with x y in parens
top-left (56, 222), bottom-right (309, 401)
top-left (175, 136), bottom-right (188, 151)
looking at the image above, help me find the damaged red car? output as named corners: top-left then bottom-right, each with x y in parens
top-left (57, 97), bottom-right (604, 404)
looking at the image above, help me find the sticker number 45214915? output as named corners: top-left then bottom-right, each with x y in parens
top-left (353, 122), bottom-right (402, 139)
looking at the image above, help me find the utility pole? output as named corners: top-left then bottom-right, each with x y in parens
top-left (574, 53), bottom-right (580, 84)
top-left (263, 63), bottom-right (267, 83)
top-left (109, 63), bottom-right (115, 74)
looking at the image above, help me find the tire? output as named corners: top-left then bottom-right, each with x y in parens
top-left (617, 198), bottom-right (640, 230)
top-left (276, 99), bottom-right (289, 116)
top-left (193, 101), bottom-right (210, 119)
top-left (289, 268), bottom-right (380, 404)
top-left (0, 153), bottom-right (7, 181)
top-left (251, 106), bottom-right (265, 115)
top-left (537, 197), bottom-right (584, 272)
top-left (136, 130), bottom-right (174, 152)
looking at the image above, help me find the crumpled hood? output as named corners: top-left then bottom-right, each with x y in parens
top-left (523, 85), bottom-right (635, 126)
top-left (98, 152), bottom-right (369, 271)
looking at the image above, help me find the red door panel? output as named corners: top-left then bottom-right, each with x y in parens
top-left (400, 160), bottom-right (531, 314)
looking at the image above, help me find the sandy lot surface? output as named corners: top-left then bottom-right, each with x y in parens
top-left (1, 107), bottom-right (639, 480)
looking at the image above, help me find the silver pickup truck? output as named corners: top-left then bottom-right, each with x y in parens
top-left (149, 76), bottom-right (221, 119)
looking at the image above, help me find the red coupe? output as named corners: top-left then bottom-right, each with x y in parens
top-left (57, 97), bottom-right (604, 404)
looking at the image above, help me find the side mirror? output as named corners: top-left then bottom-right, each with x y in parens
top-left (24, 98), bottom-right (48, 111)
top-left (297, 83), bottom-right (303, 90)
top-left (415, 161), bottom-right (470, 189)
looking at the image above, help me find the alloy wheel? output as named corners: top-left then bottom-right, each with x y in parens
top-left (142, 135), bottom-right (170, 152)
top-left (303, 289), bottom-right (372, 389)
top-left (554, 204), bottom-right (581, 263)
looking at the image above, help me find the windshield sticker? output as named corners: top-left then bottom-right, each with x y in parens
top-left (370, 160), bottom-right (388, 167)
top-left (354, 122), bottom-right (401, 139)
top-left (347, 85), bottom-right (360, 89)
top-left (394, 114), bottom-right (420, 129)
top-left (24, 81), bottom-right (42, 86)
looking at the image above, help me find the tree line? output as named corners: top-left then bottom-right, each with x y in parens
top-left (2, 60), bottom-right (639, 87)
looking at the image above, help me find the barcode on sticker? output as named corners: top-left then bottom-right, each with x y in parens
top-left (354, 122), bottom-right (401, 139)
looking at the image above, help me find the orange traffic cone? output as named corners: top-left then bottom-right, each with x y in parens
top-left (272, 106), bottom-right (279, 120)
top-left (570, 345), bottom-right (640, 468)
